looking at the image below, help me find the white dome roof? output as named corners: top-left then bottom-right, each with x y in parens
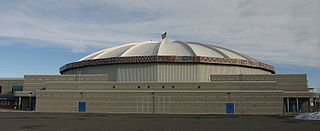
top-left (79, 41), bottom-right (256, 61)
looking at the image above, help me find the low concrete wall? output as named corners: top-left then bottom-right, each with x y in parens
top-left (36, 90), bottom-right (283, 115)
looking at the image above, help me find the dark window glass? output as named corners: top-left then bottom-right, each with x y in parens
top-left (12, 86), bottom-right (23, 93)
top-left (0, 86), bottom-right (2, 94)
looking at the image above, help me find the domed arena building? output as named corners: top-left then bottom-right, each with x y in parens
top-left (0, 40), bottom-right (318, 115)
top-left (60, 41), bottom-right (275, 82)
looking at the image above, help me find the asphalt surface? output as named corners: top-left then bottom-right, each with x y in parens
top-left (0, 112), bottom-right (319, 131)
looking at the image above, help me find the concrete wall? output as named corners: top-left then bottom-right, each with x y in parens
top-left (3, 74), bottom-right (314, 114)
top-left (0, 78), bottom-right (23, 94)
top-left (43, 81), bottom-right (277, 91)
top-left (36, 90), bottom-right (283, 114)
top-left (210, 74), bottom-right (275, 81)
top-left (23, 75), bottom-right (107, 91)
top-left (22, 74), bottom-right (308, 92)
top-left (62, 63), bottom-right (271, 82)
top-left (275, 74), bottom-right (308, 91)
top-left (34, 74), bottom-right (284, 114)
top-left (210, 74), bottom-right (308, 91)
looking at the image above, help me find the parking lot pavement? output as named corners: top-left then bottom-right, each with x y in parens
top-left (0, 112), bottom-right (319, 131)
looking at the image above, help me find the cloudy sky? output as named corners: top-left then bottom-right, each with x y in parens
top-left (0, 0), bottom-right (319, 88)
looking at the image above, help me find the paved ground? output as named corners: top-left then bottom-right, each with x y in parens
top-left (0, 112), bottom-right (319, 131)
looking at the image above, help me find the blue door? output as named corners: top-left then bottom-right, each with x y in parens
top-left (78, 102), bottom-right (86, 112)
top-left (226, 103), bottom-right (235, 114)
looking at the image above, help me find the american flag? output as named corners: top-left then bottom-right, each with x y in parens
top-left (161, 32), bottom-right (167, 39)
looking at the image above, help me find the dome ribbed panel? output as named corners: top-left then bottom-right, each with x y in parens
top-left (208, 45), bottom-right (256, 61)
top-left (158, 41), bottom-right (194, 56)
top-left (78, 48), bottom-right (108, 61)
top-left (121, 41), bottom-right (160, 56)
top-left (187, 43), bottom-right (224, 57)
top-left (93, 43), bottom-right (136, 59)
top-left (214, 47), bottom-right (246, 60)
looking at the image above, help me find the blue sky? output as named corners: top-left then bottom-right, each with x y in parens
top-left (0, 0), bottom-right (319, 89)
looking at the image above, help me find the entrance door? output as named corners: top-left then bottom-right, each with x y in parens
top-left (226, 102), bottom-right (235, 114)
top-left (289, 103), bottom-right (296, 112)
top-left (298, 103), bottom-right (303, 112)
top-left (78, 102), bottom-right (86, 112)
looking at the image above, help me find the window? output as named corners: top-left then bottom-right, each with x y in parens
top-left (147, 86), bottom-right (150, 89)
top-left (172, 86), bottom-right (175, 89)
top-left (138, 86), bottom-right (140, 89)
top-left (12, 86), bottom-right (23, 93)
top-left (198, 86), bottom-right (201, 89)
top-left (113, 86), bottom-right (115, 88)
top-left (162, 86), bottom-right (165, 89)
top-left (0, 86), bottom-right (2, 94)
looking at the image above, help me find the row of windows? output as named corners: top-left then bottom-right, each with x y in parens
top-left (0, 86), bottom-right (23, 94)
top-left (12, 86), bottom-right (23, 93)
top-left (112, 86), bottom-right (202, 89)
top-left (1, 85), bottom-right (202, 94)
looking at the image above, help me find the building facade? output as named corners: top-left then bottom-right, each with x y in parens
top-left (0, 41), bottom-right (318, 114)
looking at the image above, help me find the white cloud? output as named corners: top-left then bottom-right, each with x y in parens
top-left (0, 0), bottom-right (319, 67)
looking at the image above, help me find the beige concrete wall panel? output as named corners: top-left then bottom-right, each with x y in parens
top-left (42, 81), bottom-right (277, 91)
top-left (209, 74), bottom-right (308, 92)
top-left (36, 90), bottom-right (284, 114)
top-left (210, 74), bottom-right (276, 81)
top-left (0, 79), bottom-right (24, 94)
